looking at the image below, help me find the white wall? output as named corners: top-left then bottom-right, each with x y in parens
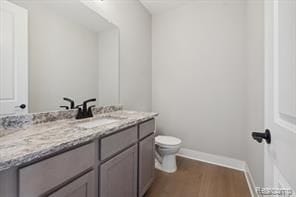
top-left (246, 0), bottom-right (264, 186)
top-left (98, 28), bottom-right (120, 106)
top-left (152, 0), bottom-right (265, 186)
top-left (83, 0), bottom-right (152, 111)
top-left (152, 1), bottom-right (247, 160)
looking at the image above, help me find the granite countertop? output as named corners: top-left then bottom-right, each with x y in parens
top-left (0, 110), bottom-right (158, 172)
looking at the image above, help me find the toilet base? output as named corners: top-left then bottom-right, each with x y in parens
top-left (155, 154), bottom-right (177, 173)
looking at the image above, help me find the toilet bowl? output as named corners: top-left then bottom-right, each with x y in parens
top-left (155, 135), bottom-right (182, 173)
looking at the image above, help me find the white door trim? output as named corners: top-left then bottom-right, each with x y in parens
top-left (264, 0), bottom-right (296, 192)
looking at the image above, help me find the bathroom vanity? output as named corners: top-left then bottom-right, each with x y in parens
top-left (0, 1), bottom-right (158, 196)
top-left (0, 107), bottom-right (157, 197)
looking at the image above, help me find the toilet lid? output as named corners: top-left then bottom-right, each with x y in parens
top-left (155, 135), bottom-right (181, 146)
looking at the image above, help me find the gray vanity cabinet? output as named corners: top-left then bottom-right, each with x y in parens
top-left (49, 170), bottom-right (95, 197)
top-left (0, 118), bottom-right (156, 197)
top-left (100, 144), bottom-right (138, 197)
top-left (139, 119), bottom-right (155, 139)
top-left (100, 126), bottom-right (137, 161)
top-left (19, 143), bottom-right (95, 197)
top-left (139, 135), bottom-right (155, 196)
top-left (138, 119), bottom-right (156, 197)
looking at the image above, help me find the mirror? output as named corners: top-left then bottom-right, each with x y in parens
top-left (0, 0), bottom-right (120, 115)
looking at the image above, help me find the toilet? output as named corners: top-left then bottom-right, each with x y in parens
top-left (155, 135), bottom-right (182, 173)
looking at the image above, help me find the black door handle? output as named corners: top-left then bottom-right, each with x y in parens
top-left (252, 129), bottom-right (271, 144)
top-left (15, 104), bottom-right (26, 109)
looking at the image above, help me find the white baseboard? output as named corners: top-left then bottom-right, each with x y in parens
top-left (244, 164), bottom-right (258, 197)
top-left (177, 148), bottom-right (257, 197)
top-left (177, 148), bottom-right (245, 171)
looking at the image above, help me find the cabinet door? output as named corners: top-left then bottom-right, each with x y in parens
top-left (49, 170), bottom-right (94, 197)
top-left (139, 134), bottom-right (155, 197)
top-left (19, 143), bottom-right (95, 197)
top-left (100, 145), bottom-right (137, 197)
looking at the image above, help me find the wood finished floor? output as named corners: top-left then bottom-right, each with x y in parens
top-left (144, 157), bottom-right (251, 197)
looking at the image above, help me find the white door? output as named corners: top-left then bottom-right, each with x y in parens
top-left (0, 0), bottom-right (28, 116)
top-left (265, 0), bottom-right (296, 194)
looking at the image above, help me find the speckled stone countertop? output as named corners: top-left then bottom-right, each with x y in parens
top-left (0, 110), bottom-right (158, 172)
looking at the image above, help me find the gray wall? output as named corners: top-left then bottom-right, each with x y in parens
top-left (85, 0), bottom-right (152, 112)
top-left (152, 1), bottom-right (247, 160)
top-left (246, 0), bottom-right (264, 187)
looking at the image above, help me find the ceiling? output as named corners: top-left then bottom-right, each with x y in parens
top-left (10, 0), bottom-right (115, 32)
top-left (139, 0), bottom-right (188, 15)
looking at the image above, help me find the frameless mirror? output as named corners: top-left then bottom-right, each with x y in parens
top-left (0, 0), bottom-right (120, 115)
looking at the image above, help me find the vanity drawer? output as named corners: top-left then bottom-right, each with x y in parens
top-left (19, 143), bottom-right (95, 197)
top-left (100, 126), bottom-right (137, 160)
top-left (139, 119), bottom-right (155, 140)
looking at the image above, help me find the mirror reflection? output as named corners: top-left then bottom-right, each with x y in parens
top-left (0, 0), bottom-right (120, 115)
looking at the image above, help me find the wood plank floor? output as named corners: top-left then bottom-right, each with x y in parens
top-left (145, 157), bottom-right (251, 197)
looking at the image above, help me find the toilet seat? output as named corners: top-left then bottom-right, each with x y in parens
top-left (155, 135), bottom-right (181, 147)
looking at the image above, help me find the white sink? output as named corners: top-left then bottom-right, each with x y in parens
top-left (76, 118), bottom-right (120, 129)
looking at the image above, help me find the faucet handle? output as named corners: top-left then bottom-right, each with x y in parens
top-left (83, 98), bottom-right (96, 105)
top-left (82, 98), bottom-right (96, 111)
top-left (63, 97), bottom-right (75, 109)
top-left (60, 106), bottom-right (69, 110)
